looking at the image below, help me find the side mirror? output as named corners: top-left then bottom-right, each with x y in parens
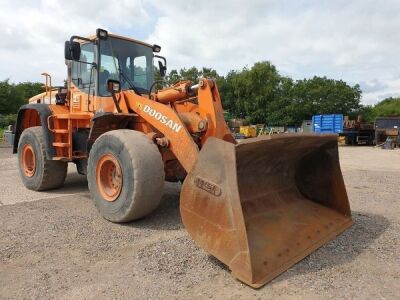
top-left (64, 41), bottom-right (81, 61)
top-left (107, 79), bottom-right (121, 93)
top-left (155, 55), bottom-right (167, 77)
top-left (158, 61), bottom-right (167, 77)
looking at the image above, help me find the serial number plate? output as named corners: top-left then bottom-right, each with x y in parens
top-left (194, 176), bottom-right (222, 197)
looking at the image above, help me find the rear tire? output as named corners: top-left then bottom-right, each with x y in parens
top-left (18, 126), bottom-right (68, 191)
top-left (87, 130), bottom-right (165, 222)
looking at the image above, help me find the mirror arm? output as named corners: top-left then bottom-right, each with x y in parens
top-left (70, 35), bottom-right (92, 43)
top-left (70, 60), bottom-right (97, 68)
top-left (154, 55), bottom-right (167, 68)
top-left (77, 62), bottom-right (97, 68)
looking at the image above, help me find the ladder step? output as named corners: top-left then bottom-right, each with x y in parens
top-left (55, 114), bottom-right (92, 120)
top-left (52, 157), bottom-right (69, 161)
top-left (53, 142), bottom-right (70, 147)
top-left (53, 129), bottom-right (69, 133)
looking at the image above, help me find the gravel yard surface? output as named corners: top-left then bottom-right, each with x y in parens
top-left (0, 145), bottom-right (399, 299)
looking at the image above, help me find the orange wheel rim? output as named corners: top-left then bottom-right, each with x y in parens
top-left (96, 153), bottom-right (122, 202)
top-left (22, 144), bottom-right (36, 177)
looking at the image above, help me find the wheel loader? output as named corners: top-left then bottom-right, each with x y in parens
top-left (13, 29), bottom-right (353, 288)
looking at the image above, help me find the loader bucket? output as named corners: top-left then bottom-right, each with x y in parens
top-left (180, 134), bottom-right (353, 288)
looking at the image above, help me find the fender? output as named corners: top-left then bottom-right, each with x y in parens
top-left (13, 104), bottom-right (55, 159)
top-left (87, 112), bottom-right (136, 152)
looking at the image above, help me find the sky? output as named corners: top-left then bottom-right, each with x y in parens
top-left (1, 0), bottom-right (399, 105)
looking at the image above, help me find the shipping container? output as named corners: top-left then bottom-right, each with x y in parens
top-left (312, 114), bottom-right (343, 134)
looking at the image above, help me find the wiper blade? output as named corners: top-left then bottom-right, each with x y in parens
top-left (107, 43), bottom-right (141, 96)
top-left (115, 57), bottom-right (141, 96)
top-left (119, 70), bottom-right (142, 96)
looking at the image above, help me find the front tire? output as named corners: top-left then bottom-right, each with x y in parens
top-left (18, 126), bottom-right (68, 191)
top-left (87, 130), bottom-right (165, 222)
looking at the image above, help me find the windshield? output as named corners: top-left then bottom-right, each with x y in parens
top-left (98, 37), bottom-right (154, 96)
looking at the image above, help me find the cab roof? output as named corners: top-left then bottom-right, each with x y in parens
top-left (83, 32), bottom-right (153, 48)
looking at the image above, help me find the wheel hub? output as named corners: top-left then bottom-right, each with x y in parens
top-left (22, 144), bottom-right (36, 177)
top-left (96, 153), bottom-right (122, 202)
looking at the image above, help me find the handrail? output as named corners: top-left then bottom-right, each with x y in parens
top-left (41, 73), bottom-right (52, 104)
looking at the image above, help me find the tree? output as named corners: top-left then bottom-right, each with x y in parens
top-left (166, 69), bottom-right (181, 85)
top-left (218, 62), bottom-right (294, 124)
top-left (0, 80), bottom-right (42, 114)
top-left (358, 97), bottom-right (400, 122)
top-left (0, 61), bottom-right (365, 128)
top-left (372, 97), bottom-right (400, 117)
top-left (159, 63), bottom-right (362, 126)
top-left (165, 66), bottom-right (222, 85)
top-left (355, 105), bottom-right (375, 122)
top-left (17, 82), bottom-right (43, 104)
top-left (179, 67), bottom-right (200, 83)
top-left (0, 79), bottom-right (18, 114)
top-left (290, 76), bottom-right (362, 124)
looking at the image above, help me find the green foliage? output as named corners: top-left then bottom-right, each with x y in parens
top-left (356, 97), bottom-right (400, 122)
top-left (289, 76), bottom-right (362, 125)
top-left (0, 114), bottom-right (17, 128)
top-left (161, 63), bottom-right (361, 125)
top-left (0, 79), bottom-right (42, 114)
top-left (218, 62), bottom-right (287, 124)
top-left (165, 67), bottom-right (223, 85)
top-left (356, 105), bottom-right (375, 122)
top-left (153, 66), bottom-right (168, 91)
top-left (1, 61), bottom-right (365, 127)
top-left (373, 97), bottom-right (400, 117)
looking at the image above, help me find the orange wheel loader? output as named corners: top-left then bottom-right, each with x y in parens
top-left (13, 29), bottom-right (353, 288)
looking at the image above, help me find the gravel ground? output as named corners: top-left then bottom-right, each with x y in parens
top-left (0, 145), bottom-right (399, 299)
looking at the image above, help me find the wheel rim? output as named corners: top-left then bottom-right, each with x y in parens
top-left (96, 153), bottom-right (122, 202)
top-left (22, 144), bottom-right (36, 177)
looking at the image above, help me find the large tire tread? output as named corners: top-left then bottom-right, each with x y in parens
top-left (88, 130), bottom-right (165, 222)
top-left (18, 126), bottom-right (68, 191)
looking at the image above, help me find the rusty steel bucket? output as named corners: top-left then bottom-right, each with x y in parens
top-left (180, 134), bottom-right (353, 288)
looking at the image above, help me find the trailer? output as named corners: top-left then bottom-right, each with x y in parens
top-left (312, 114), bottom-right (375, 145)
top-left (342, 116), bottom-right (375, 145)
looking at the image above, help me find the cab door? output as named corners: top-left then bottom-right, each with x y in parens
top-left (70, 42), bottom-right (97, 113)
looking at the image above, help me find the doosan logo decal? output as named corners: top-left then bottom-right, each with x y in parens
top-left (143, 105), bottom-right (182, 133)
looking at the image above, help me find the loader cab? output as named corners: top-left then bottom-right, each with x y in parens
top-left (97, 35), bottom-right (155, 96)
top-left (65, 29), bottom-right (166, 110)
top-left (70, 42), bottom-right (96, 94)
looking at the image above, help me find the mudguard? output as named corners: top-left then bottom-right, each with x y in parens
top-left (13, 104), bottom-right (55, 159)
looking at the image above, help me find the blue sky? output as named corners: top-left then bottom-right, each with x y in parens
top-left (1, 0), bottom-right (399, 105)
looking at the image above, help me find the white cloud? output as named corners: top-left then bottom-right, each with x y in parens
top-left (1, 0), bottom-right (400, 104)
top-left (147, 0), bottom-right (400, 104)
top-left (0, 0), bottom-right (152, 85)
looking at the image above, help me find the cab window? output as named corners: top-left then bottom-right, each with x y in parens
top-left (126, 56), bottom-right (148, 90)
top-left (99, 54), bottom-right (119, 95)
top-left (71, 43), bottom-right (96, 92)
top-left (98, 37), bottom-right (154, 96)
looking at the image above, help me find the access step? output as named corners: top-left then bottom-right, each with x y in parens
top-left (52, 129), bottom-right (69, 134)
top-left (53, 142), bottom-right (70, 147)
top-left (54, 114), bottom-right (92, 120)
